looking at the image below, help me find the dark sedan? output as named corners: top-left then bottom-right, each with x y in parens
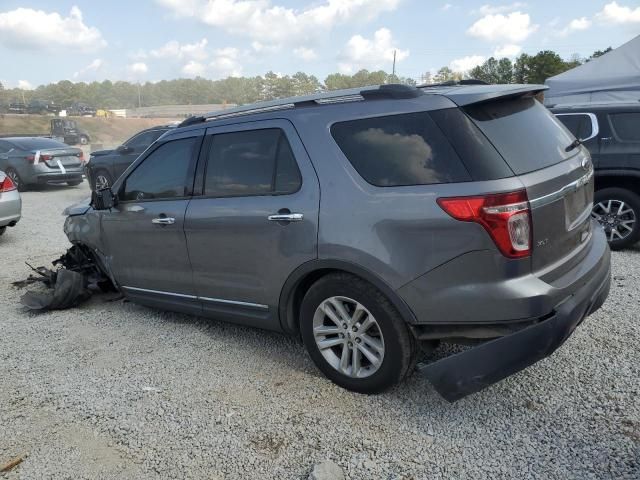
top-left (86, 125), bottom-right (173, 190)
top-left (0, 137), bottom-right (84, 191)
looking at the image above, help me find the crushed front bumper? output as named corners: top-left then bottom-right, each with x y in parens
top-left (420, 247), bottom-right (611, 402)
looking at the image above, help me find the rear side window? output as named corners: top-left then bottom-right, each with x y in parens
top-left (204, 128), bottom-right (302, 197)
top-left (331, 112), bottom-right (471, 187)
top-left (609, 113), bottom-right (640, 142)
top-left (126, 130), bottom-right (166, 149)
top-left (555, 114), bottom-right (594, 140)
top-left (465, 97), bottom-right (575, 175)
top-left (122, 137), bottom-right (197, 201)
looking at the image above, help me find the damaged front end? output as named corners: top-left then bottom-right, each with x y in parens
top-left (14, 246), bottom-right (116, 312)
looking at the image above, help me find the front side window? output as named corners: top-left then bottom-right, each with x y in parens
top-left (609, 112), bottom-right (640, 142)
top-left (204, 128), bottom-right (301, 197)
top-left (331, 112), bottom-right (471, 187)
top-left (556, 114), bottom-right (594, 140)
top-left (121, 137), bottom-right (197, 201)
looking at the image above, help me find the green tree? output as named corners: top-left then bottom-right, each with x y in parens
top-left (589, 47), bottom-right (612, 60)
top-left (433, 66), bottom-right (461, 83)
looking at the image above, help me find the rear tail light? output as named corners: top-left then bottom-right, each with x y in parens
top-left (1, 175), bottom-right (17, 192)
top-left (24, 154), bottom-right (52, 163)
top-left (437, 190), bottom-right (532, 258)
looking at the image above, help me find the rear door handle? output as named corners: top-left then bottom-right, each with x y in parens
top-left (152, 217), bottom-right (175, 225)
top-left (268, 213), bottom-right (304, 222)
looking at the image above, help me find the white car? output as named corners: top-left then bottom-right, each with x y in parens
top-left (0, 170), bottom-right (21, 236)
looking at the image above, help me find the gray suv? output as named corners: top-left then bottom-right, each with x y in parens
top-left (64, 84), bottom-right (611, 401)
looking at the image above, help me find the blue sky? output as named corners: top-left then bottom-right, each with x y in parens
top-left (0, 0), bottom-right (638, 89)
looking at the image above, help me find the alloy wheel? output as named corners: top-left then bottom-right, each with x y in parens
top-left (6, 170), bottom-right (20, 189)
top-left (95, 174), bottom-right (110, 190)
top-left (592, 199), bottom-right (637, 242)
top-left (312, 296), bottom-right (385, 379)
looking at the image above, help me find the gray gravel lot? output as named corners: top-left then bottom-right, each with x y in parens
top-left (1, 184), bottom-right (638, 479)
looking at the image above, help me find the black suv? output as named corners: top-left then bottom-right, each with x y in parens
top-left (86, 125), bottom-right (174, 190)
top-left (552, 102), bottom-right (640, 249)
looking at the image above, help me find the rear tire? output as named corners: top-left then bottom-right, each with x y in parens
top-left (79, 135), bottom-right (89, 145)
top-left (5, 168), bottom-right (26, 192)
top-left (67, 180), bottom-right (83, 187)
top-left (593, 188), bottom-right (640, 250)
top-left (300, 273), bottom-right (417, 394)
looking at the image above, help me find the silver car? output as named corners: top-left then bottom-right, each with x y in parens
top-left (0, 170), bottom-right (21, 236)
top-left (63, 83), bottom-right (611, 401)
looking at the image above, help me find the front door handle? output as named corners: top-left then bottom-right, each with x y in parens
top-left (152, 217), bottom-right (175, 225)
top-left (268, 213), bottom-right (304, 222)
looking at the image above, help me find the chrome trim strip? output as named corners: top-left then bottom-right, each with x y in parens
top-left (554, 112), bottom-right (599, 142)
top-left (200, 296), bottom-right (269, 311)
top-left (206, 103), bottom-right (294, 121)
top-left (122, 286), bottom-right (197, 299)
top-left (121, 286), bottom-right (269, 311)
top-left (529, 170), bottom-right (594, 209)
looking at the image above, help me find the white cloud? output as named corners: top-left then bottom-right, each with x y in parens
top-left (595, 2), bottom-right (640, 24)
top-left (210, 48), bottom-right (243, 77)
top-left (17, 80), bottom-right (33, 90)
top-left (467, 12), bottom-right (538, 42)
top-left (182, 61), bottom-right (206, 77)
top-left (450, 55), bottom-right (486, 72)
top-left (0, 6), bottom-right (106, 51)
top-left (339, 28), bottom-right (408, 74)
top-left (475, 3), bottom-right (527, 15)
top-left (558, 17), bottom-right (592, 36)
top-left (294, 47), bottom-right (317, 61)
top-left (73, 58), bottom-right (104, 79)
top-left (493, 44), bottom-right (521, 57)
top-left (441, 3), bottom-right (453, 11)
top-left (157, 0), bottom-right (401, 46)
top-left (151, 38), bottom-right (209, 61)
top-left (128, 62), bottom-right (149, 74)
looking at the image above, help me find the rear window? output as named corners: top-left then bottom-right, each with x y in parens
top-left (555, 113), bottom-right (594, 140)
top-left (609, 112), bottom-right (640, 142)
top-left (331, 112), bottom-right (471, 187)
top-left (465, 97), bottom-right (575, 175)
top-left (10, 138), bottom-right (67, 150)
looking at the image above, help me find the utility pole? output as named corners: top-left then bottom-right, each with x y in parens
top-left (392, 50), bottom-right (397, 77)
top-left (137, 83), bottom-right (142, 108)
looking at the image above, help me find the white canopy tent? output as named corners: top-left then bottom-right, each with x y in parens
top-left (545, 35), bottom-right (640, 105)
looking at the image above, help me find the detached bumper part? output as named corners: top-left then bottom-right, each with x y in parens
top-left (421, 261), bottom-right (611, 402)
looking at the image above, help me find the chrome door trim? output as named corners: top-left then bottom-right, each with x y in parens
top-left (529, 170), bottom-right (594, 209)
top-left (554, 112), bottom-right (599, 142)
top-left (122, 286), bottom-right (269, 311)
top-left (200, 296), bottom-right (269, 311)
top-left (122, 286), bottom-right (197, 299)
top-left (152, 217), bottom-right (176, 225)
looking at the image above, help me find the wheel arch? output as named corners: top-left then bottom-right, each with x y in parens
top-left (595, 172), bottom-right (640, 197)
top-left (278, 259), bottom-right (417, 336)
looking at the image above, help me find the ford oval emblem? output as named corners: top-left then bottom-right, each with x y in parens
top-left (581, 158), bottom-right (590, 171)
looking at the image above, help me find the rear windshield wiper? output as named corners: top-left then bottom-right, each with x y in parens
top-left (565, 138), bottom-right (582, 152)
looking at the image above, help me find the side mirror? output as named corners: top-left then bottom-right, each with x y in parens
top-left (116, 145), bottom-right (133, 154)
top-left (91, 188), bottom-right (116, 210)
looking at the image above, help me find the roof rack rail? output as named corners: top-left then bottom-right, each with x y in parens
top-left (181, 84), bottom-right (423, 125)
top-left (419, 79), bottom-right (489, 88)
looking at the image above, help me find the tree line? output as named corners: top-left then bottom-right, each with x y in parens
top-left (0, 48), bottom-right (611, 109)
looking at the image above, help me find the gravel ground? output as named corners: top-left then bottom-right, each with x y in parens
top-left (1, 184), bottom-right (638, 479)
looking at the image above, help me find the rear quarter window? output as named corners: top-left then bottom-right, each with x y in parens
top-left (609, 112), bottom-right (640, 142)
top-left (465, 97), bottom-right (575, 175)
top-left (330, 112), bottom-right (471, 187)
top-left (555, 113), bottom-right (594, 140)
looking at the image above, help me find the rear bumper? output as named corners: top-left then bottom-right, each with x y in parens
top-left (420, 234), bottom-right (611, 402)
top-left (34, 172), bottom-right (84, 185)
top-left (0, 191), bottom-right (22, 227)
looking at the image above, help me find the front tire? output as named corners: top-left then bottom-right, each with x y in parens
top-left (593, 188), bottom-right (640, 250)
top-left (300, 273), bottom-right (417, 394)
top-left (67, 180), bottom-right (83, 187)
top-left (79, 135), bottom-right (89, 145)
